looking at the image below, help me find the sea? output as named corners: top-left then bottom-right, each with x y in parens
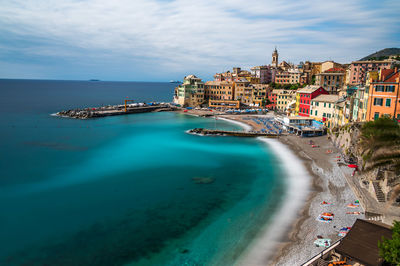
top-left (0, 79), bottom-right (287, 266)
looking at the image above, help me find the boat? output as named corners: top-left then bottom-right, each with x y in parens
top-left (89, 79), bottom-right (100, 81)
top-left (347, 203), bottom-right (360, 208)
top-left (314, 238), bottom-right (331, 247)
top-left (317, 215), bottom-right (333, 223)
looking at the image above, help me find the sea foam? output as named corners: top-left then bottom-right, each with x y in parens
top-left (217, 117), bottom-right (252, 132)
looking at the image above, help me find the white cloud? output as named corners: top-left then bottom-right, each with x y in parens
top-left (0, 0), bottom-right (399, 80)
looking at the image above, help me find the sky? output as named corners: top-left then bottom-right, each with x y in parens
top-left (0, 0), bottom-right (399, 81)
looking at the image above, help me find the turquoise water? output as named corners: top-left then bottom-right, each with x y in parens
top-left (0, 80), bottom-right (286, 265)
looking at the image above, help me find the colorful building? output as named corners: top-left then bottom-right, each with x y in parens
top-left (351, 86), bottom-right (366, 122)
top-left (310, 94), bottom-right (339, 127)
top-left (296, 86), bottom-right (329, 117)
top-left (315, 67), bottom-right (345, 93)
top-left (366, 69), bottom-right (400, 121)
top-left (274, 89), bottom-right (296, 112)
top-left (332, 98), bottom-right (346, 128)
top-left (173, 75), bottom-right (205, 107)
top-left (204, 81), bottom-right (235, 101)
top-left (348, 59), bottom-right (396, 85)
top-left (251, 84), bottom-right (269, 107)
top-left (234, 78), bottom-right (253, 105)
top-left (267, 90), bottom-right (277, 110)
top-left (250, 65), bottom-right (273, 84)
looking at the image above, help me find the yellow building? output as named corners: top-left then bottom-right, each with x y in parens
top-left (234, 78), bottom-right (253, 105)
top-left (332, 99), bottom-right (346, 128)
top-left (251, 84), bottom-right (268, 107)
top-left (274, 89), bottom-right (296, 112)
top-left (310, 94), bottom-right (339, 128)
top-left (204, 81), bottom-right (235, 101)
top-left (294, 92), bottom-right (301, 115)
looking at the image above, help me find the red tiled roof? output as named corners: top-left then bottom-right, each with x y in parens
top-left (381, 69), bottom-right (399, 82)
top-left (325, 67), bottom-right (345, 73)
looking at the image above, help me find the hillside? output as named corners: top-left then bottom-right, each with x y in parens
top-left (360, 48), bottom-right (400, 61)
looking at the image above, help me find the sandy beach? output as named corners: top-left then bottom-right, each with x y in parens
top-left (181, 110), bottom-right (365, 265)
top-left (269, 135), bottom-right (364, 265)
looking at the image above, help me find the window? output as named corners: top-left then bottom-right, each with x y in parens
top-left (329, 103), bottom-right (331, 108)
top-left (315, 111), bottom-right (318, 116)
top-left (375, 85), bottom-right (384, 92)
top-left (324, 103), bottom-right (326, 108)
top-left (386, 85), bottom-right (395, 92)
top-left (374, 112), bottom-right (380, 120)
top-left (385, 99), bottom-right (391, 107)
top-left (310, 110), bottom-right (313, 115)
top-left (374, 98), bottom-right (383, 106)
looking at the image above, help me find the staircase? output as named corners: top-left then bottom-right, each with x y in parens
top-left (316, 258), bottom-right (330, 266)
top-left (372, 181), bottom-right (386, 202)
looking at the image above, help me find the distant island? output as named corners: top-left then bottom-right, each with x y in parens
top-left (89, 79), bottom-right (101, 81)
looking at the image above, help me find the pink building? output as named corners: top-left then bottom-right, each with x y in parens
top-left (250, 65), bottom-right (273, 84)
top-left (348, 60), bottom-right (395, 85)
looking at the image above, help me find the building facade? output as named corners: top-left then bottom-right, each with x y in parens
top-left (296, 86), bottom-right (329, 117)
top-left (310, 94), bottom-right (339, 127)
top-left (366, 69), bottom-right (400, 121)
top-left (204, 81), bottom-right (235, 101)
top-left (348, 59), bottom-right (395, 85)
top-left (173, 75), bottom-right (205, 107)
top-left (315, 68), bottom-right (345, 93)
top-left (234, 79), bottom-right (253, 105)
top-left (274, 89), bottom-right (296, 112)
top-left (251, 84), bottom-right (269, 106)
top-left (250, 65), bottom-right (273, 84)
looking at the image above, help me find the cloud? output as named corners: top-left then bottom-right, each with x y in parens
top-left (0, 0), bottom-right (399, 80)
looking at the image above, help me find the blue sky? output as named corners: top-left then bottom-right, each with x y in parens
top-left (0, 0), bottom-right (399, 81)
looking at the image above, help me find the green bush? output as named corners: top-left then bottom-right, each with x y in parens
top-left (379, 221), bottom-right (400, 265)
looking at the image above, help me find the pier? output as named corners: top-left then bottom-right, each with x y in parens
top-left (56, 103), bottom-right (176, 119)
top-left (188, 128), bottom-right (280, 138)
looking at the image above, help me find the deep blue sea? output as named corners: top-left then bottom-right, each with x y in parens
top-left (0, 79), bottom-right (286, 265)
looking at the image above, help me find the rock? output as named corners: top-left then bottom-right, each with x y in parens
top-left (192, 177), bottom-right (215, 184)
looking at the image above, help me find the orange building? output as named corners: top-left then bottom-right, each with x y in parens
top-left (204, 81), bottom-right (235, 101)
top-left (366, 69), bottom-right (400, 121)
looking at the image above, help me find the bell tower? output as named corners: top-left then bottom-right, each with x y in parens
top-left (272, 47), bottom-right (278, 68)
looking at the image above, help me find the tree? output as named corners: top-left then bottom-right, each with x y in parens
top-left (311, 75), bottom-right (316, 85)
top-left (378, 221), bottom-right (400, 265)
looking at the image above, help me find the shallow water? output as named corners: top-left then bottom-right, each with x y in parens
top-left (0, 80), bottom-right (286, 265)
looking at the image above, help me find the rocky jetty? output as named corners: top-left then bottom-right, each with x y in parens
top-left (56, 104), bottom-right (177, 119)
top-left (188, 128), bottom-right (279, 137)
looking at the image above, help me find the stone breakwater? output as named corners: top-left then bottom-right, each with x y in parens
top-left (56, 104), bottom-right (177, 119)
top-left (188, 128), bottom-right (279, 137)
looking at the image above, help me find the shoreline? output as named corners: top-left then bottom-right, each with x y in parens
top-left (209, 114), bottom-right (364, 265)
top-left (203, 113), bottom-right (313, 264)
top-left (236, 137), bottom-right (311, 265)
